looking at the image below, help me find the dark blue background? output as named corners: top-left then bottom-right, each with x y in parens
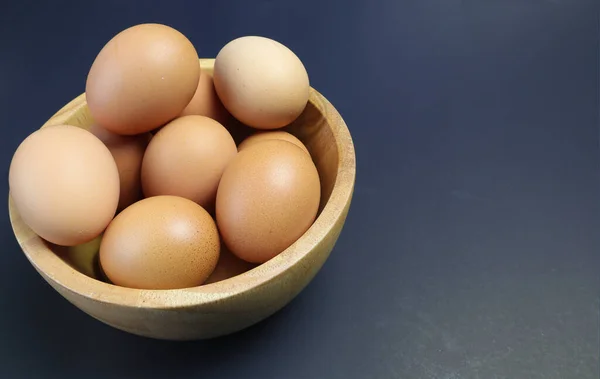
top-left (1, 1), bottom-right (598, 378)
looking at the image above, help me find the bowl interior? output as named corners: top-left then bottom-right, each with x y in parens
top-left (8, 59), bottom-right (355, 308)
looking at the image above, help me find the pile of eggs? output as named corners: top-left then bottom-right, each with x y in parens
top-left (9, 23), bottom-right (321, 290)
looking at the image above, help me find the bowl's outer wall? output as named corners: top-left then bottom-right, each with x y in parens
top-left (33, 196), bottom-right (351, 340)
top-left (10, 59), bottom-right (355, 340)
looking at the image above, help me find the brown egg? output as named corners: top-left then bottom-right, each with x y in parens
top-left (204, 243), bottom-right (256, 284)
top-left (180, 68), bottom-right (231, 126)
top-left (89, 124), bottom-right (151, 212)
top-left (99, 196), bottom-right (220, 289)
top-left (214, 36), bottom-right (309, 130)
top-left (238, 130), bottom-right (309, 155)
top-left (141, 115), bottom-right (237, 211)
top-left (9, 125), bottom-right (119, 246)
top-left (216, 140), bottom-right (321, 263)
top-left (86, 23), bottom-right (200, 135)
top-left (179, 67), bottom-right (254, 145)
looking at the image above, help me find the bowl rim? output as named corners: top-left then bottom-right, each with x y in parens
top-left (8, 58), bottom-right (356, 310)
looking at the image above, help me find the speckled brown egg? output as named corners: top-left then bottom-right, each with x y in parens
top-left (141, 115), bottom-right (237, 211)
top-left (238, 130), bottom-right (309, 155)
top-left (86, 23), bottom-right (200, 135)
top-left (9, 125), bottom-right (119, 246)
top-left (99, 195), bottom-right (220, 290)
top-left (216, 139), bottom-right (321, 263)
top-left (89, 124), bottom-right (151, 212)
top-left (213, 36), bottom-right (310, 130)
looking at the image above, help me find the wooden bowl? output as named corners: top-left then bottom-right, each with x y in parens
top-left (8, 59), bottom-right (356, 340)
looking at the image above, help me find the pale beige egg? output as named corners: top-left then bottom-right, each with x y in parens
top-left (214, 36), bottom-right (309, 130)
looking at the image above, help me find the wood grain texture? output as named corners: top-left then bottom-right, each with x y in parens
top-left (8, 59), bottom-right (356, 340)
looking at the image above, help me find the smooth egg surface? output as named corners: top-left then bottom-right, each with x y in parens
top-left (216, 139), bottom-right (321, 263)
top-left (9, 125), bottom-right (119, 246)
top-left (213, 36), bottom-right (309, 130)
top-left (86, 23), bottom-right (200, 135)
top-left (141, 115), bottom-right (237, 211)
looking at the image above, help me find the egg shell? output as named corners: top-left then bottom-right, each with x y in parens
top-left (179, 66), bottom-right (254, 145)
top-left (89, 124), bottom-right (151, 212)
top-left (86, 23), bottom-right (200, 135)
top-left (213, 36), bottom-right (309, 130)
top-left (238, 130), bottom-right (309, 155)
top-left (180, 68), bottom-right (231, 126)
top-left (99, 195), bottom-right (220, 290)
top-left (9, 125), bottom-right (119, 246)
top-left (141, 115), bottom-right (237, 212)
top-left (216, 139), bottom-right (321, 263)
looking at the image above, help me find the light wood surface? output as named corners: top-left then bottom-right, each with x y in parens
top-left (8, 59), bottom-right (356, 340)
